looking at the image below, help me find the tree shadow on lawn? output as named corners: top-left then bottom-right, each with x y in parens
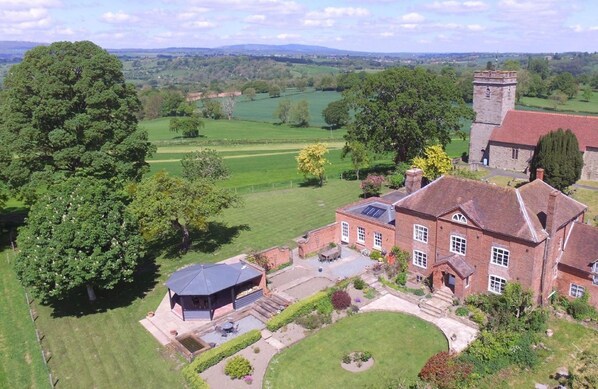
top-left (341, 162), bottom-right (396, 181)
top-left (48, 259), bottom-right (161, 318)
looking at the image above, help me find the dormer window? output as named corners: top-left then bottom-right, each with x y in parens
top-left (452, 213), bottom-right (467, 224)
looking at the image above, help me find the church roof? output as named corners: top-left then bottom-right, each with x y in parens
top-left (395, 176), bottom-right (586, 243)
top-left (489, 110), bottom-right (598, 150)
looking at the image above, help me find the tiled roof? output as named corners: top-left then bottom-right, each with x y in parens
top-left (166, 262), bottom-right (261, 296)
top-left (434, 254), bottom-right (475, 278)
top-left (562, 222), bottom-right (598, 273)
top-left (395, 176), bottom-right (585, 243)
top-left (489, 110), bottom-right (598, 150)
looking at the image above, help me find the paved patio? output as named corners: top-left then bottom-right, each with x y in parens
top-left (199, 314), bottom-right (265, 347)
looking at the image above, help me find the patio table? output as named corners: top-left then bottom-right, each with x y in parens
top-left (222, 322), bottom-right (234, 333)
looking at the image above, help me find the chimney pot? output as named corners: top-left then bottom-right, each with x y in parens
top-left (536, 168), bottom-right (545, 181)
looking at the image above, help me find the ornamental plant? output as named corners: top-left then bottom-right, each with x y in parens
top-left (360, 174), bottom-right (385, 197)
top-left (419, 351), bottom-right (473, 389)
top-left (224, 355), bottom-right (253, 379)
top-left (331, 290), bottom-right (352, 310)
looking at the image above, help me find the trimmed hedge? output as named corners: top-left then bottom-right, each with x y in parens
top-left (267, 291), bottom-right (329, 331)
top-left (182, 329), bottom-right (262, 387)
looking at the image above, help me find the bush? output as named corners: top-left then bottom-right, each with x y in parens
top-left (387, 172), bottom-right (405, 189)
top-left (182, 367), bottom-right (210, 389)
top-left (353, 278), bottom-right (366, 290)
top-left (224, 355), bottom-right (253, 379)
top-left (266, 291), bottom-right (329, 331)
top-left (455, 307), bottom-right (469, 317)
top-left (295, 312), bottom-right (331, 330)
top-left (419, 351), bottom-right (473, 389)
top-left (567, 292), bottom-right (598, 320)
top-left (413, 288), bottom-right (425, 296)
top-left (185, 330), bottom-right (261, 375)
top-left (360, 174), bottom-right (385, 197)
top-left (395, 272), bottom-right (407, 286)
top-left (342, 353), bottom-right (352, 364)
top-left (331, 290), bottom-right (352, 310)
top-left (467, 306), bottom-right (487, 326)
top-left (369, 250), bottom-right (383, 261)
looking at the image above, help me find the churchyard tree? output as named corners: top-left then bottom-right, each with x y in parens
top-left (296, 143), bottom-right (330, 186)
top-left (344, 67), bottom-right (473, 164)
top-left (180, 149), bottom-right (229, 182)
top-left (14, 177), bottom-right (145, 303)
top-left (128, 171), bottom-right (239, 253)
top-left (0, 41), bottom-right (153, 196)
top-left (530, 129), bottom-right (583, 191)
top-left (411, 145), bottom-right (453, 180)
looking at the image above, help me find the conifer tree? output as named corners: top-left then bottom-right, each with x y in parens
top-left (530, 129), bottom-right (583, 191)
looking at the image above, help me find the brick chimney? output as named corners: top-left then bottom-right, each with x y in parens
top-left (545, 190), bottom-right (559, 235)
top-left (536, 168), bottom-right (545, 181)
top-left (405, 168), bottom-right (423, 195)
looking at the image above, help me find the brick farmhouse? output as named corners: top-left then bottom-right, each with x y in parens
top-left (468, 71), bottom-right (598, 180)
top-left (326, 170), bottom-right (598, 308)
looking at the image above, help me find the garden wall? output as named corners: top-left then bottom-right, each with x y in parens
top-left (257, 246), bottom-right (292, 269)
top-left (295, 222), bottom-right (338, 258)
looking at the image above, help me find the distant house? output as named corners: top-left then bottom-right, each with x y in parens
top-left (322, 169), bottom-right (598, 308)
top-left (468, 71), bottom-right (598, 180)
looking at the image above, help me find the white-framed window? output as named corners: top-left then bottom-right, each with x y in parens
top-left (570, 283), bottom-right (585, 298)
top-left (488, 275), bottom-right (506, 294)
top-left (413, 250), bottom-right (427, 269)
top-left (413, 224), bottom-right (428, 243)
top-left (592, 262), bottom-right (598, 274)
top-left (341, 222), bottom-right (349, 243)
top-left (450, 235), bottom-right (467, 255)
top-left (452, 213), bottom-right (467, 224)
top-left (491, 247), bottom-right (510, 267)
top-left (357, 227), bottom-right (365, 243)
top-left (593, 275), bottom-right (598, 286)
top-left (465, 276), bottom-right (471, 288)
top-left (373, 232), bottom-right (382, 249)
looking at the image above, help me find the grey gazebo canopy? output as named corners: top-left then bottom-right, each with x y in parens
top-left (165, 263), bottom-right (262, 296)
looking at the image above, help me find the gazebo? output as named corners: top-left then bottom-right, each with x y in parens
top-left (165, 261), bottom-right (266, 321)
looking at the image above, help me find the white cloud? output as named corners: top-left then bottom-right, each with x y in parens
top-left (306, 7), bottom-right (369, 19)
top-left (380, 31), bottom-right (394, 37)
top-left (101, 11), bottom-right (138, 24)
top-left (467, 24), bottom-right (485, 31)
top-left (303, 18), bottom-right (335, 27)
top-left (276, 33), bottom-right (300, 40)
top-left (0, 7), bottom-right (48, 22)
top-left (426, 1), bottom-right (489, 13)
top-left (401, 12), bottom-right (424, 23)
top-left (0, 0), bottom-right (61, 9)
top-left (244, 14), bottom-right (266, 23)
top-left (400, 24), bottom-right (418, 30)
top-left (183, 20), bottom-right (217, 29)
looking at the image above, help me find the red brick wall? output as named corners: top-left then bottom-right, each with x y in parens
top-left (296, 222), bottom-right (338, 258)
top-left (556, 266), bottom-right (598, 308)
top-left (335, 212), bottom-right (395, 254)
top-left (257, 246), bottom-right (292, 269)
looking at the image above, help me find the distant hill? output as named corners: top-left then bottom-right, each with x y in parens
top-left (0, 41), bottom-right (46, 60)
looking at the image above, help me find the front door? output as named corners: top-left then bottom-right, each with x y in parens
top-left (444, 272), bottom-right (456, 292)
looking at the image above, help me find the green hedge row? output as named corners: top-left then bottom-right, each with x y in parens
top-left (266, 291), bottom-right (329, 331)
top-left (182, 329), bottom-right (262, 388)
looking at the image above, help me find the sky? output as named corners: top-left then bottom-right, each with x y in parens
top-left (1, 0), bottom-right (597, 53)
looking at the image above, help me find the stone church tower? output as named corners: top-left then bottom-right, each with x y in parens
top-left (468, 71), bottom-right (517, 164)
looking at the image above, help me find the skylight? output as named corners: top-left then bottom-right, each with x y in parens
top-left (361, 205), bottom-right (386, 219)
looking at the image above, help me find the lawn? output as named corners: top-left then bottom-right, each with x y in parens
top-left (571, 187), bottom-right (598, 222)
top-left (519, 90), bottom-right (598, 114)
top-left (263, 312), bottom-right (448, 389)
top-left (0, 247), bottom-right (49, 389)
top-left (24, 179), bottom-right (365, 388)
top-left (474, 317), bottom-right (598, 388)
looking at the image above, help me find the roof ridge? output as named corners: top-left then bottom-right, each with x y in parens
top-left (510, 109), bottom-right (598, 120)
top-left (394, 175), bottom-right (447, 206)
top-left (515, 187), bottom-right (539, 242)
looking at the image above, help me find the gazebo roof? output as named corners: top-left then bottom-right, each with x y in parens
top-left (165, 262), bottom-right (262, 296)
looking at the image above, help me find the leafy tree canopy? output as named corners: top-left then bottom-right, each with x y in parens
top-left (169, 116), bottom-right (204, 138)
top-left (296, 143), bottom-right (330, 186)
top-left (323, 100), bottom-right (349, 129)
top-left (0, 41), bottom-right (154, 195)
top-left (344, 67), bottom-right (473, 164)
top-left (411, 144), bottom-right (452, 180)
top-left (128, 171), bottom-right (239, 253)
top-left (201, 99), bottom-right (223, 119)
top-left (550, 71), bottom-right (578, 99)
top-left (15, 177), bottom-right (145, 303)
top-left (274, 99), bottom-right (292, 124)
top-left (180, 149), bottom-right (229, 182)
top-left (341, 141), bottom-right (370, 180)
top-left (530, 128), bottom-right (583, 191)
top-left (290, 100), bottom-right (310, 127)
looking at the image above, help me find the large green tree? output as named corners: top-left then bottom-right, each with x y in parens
top-left (180, 149), bottom-right (229, 182)
top-left (341, 141), bottom-right (370, 180)
top-left (551, 72), bottom-right (578, 99)
top-left (128, 171), bottom-right (239, 253)
top-left (169, 116), bottom-right (204, 138)
top-left (344, 67), bottom-right (473, 164)
top-left (290, 100), bottom-right (310, 127)
top-left (14, 177), bottom-right (145, 303)
top-left (530, 129), bottom-right (583, 191)
top-left (323, 100), bottom-right (349, 129)
top-left (0, 41), bottom-right (153, 195)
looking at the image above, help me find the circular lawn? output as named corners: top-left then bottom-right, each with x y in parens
top-left (263, 312), bottom-right (447, 388)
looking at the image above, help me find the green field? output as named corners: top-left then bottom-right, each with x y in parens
top-left (519, 89), bottom-right (598, 114)
top-left (14, 179), bottom-right (365, 388)
top-left (0, 248), bottom-right (49, 389)
top-left (264, 312), bottom-right (447, 388)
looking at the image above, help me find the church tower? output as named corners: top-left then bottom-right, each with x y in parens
top-left (468, 71), bottom-right (517, 164)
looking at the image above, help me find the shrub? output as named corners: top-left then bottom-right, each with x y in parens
top-left (387, 172), bottom-right (405, 189)
top-left (567, 292), bottom-right (598, 320)
top-left (419, 351), bottom-right (473, 389)
top-left (395, 272), bottom-right (407, 286)
top-left (295, 312), bottom-right (331, 330)
top-left (315, 295), bottom-right (334, 315)
top-left (186, 330), bottom-right (261, 375)
top-left (342, 353), bottom-right (352, 364)
top-left (224, 355), bottom-right (253, 379)
top-left (455, 307), bottom-right (469, 317)
top-left (331, 290), bottom-right (352, 310)
top-left (360, 174), bottom-right (385, 197)
top-left (364, 288), bottom-right (376, 299)
top-left (182, 367), bottom-right (210, 389)
top-left (253, 346), bottom-right (260, 354)
top-left (267, 291), bottom-right (329, 331)
top-left (370, 250), bottom-right (383, 261)
top-left (413, 288), bottom-right (425, 296)
top-left (353, 278), bottom-right (366, 290)
top-left (360, 351), bottom-right (372, 362)
top-left (467, 306), bottom-right (487, 326)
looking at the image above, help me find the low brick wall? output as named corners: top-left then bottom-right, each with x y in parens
top-left (295, 222), bottom-right (338, 258)
top-left (257, 246), bottom-right (292, 269)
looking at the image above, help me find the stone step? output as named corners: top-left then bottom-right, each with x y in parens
top-left (419, 303), bottom-right (444, 318)
top-left (250, 309), bottom-right (270, 323)
top-left (259, 298), bottom-right (284, 312)
top-left (433, 293), bottom-right (454, 305)
top-left (253, 304), bottom-right (274, 319)
top-left (270, 294), bottom-right (291, 307)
